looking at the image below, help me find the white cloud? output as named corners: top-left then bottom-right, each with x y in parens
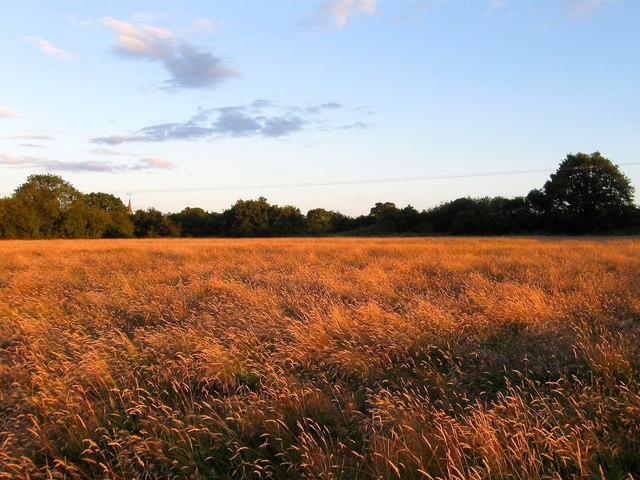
top-left (566, 0), bottom-right (614, 17)
top-left (0, 152), bottom-right (115, 171)
top-left (0, 151), bottom-right (175, 173)
top-left (484, 0), bottom-right (507, 16)
top-left (6, 134), bottom-right (52, 140)
top-left (131, 11), bottom-right (170, 22)
top-left (102, 17), bottom-right (237, 89)
top-left (139, 157), bottom-right (176, 169)
top-left (0, 107), bottom-right (19, 118)
top-left (0, 152), bottom-right (20, 164)
top-left (189, 18), bottom-right (215, 33)
top-left (25, 36), bottom-right (79, 62)
top-left (66, 15), bottom-right (93, 28)
top-left (89, 148), bottom-right (124, 156)
top-left (309, 0), bottom-right (379, 28)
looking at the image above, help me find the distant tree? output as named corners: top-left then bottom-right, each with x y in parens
top-left (369, 202), bottom-right (398, 220)
top-left (131, 208), bottom-right (180, 237)
top-left (84, 192), bottom-right (127, 213)
top-left (84, 192), bottom-right (134, 237)
top-left (425, 197), bottom-right (531, 235)
top-left (307, 208), bottom-right (335, 234)
top-left (269, 205), bottom-right (306, 236)
top-left (11, 174), bottom-right (83, 238)
top-left (171, 207), bottom-right (211, 237)
top-left (222, 197), bottom-right (271, 237)
top-left (367, 202), bottom-right (424, 233)
top-left (528, 152), bottom-right (635, 232)
top-left (0, 197), bottom-right (18, 239)
top-left (325, 212), bottom-right (351, 233)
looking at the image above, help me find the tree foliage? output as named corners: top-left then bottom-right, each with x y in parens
top-left (528, 152), bottom-right (635, 232)
top-left (1, 154), bottom-right (637, 239)
top-left (0, 175), bottom-right (134, 239)
top-left (131, 208), bottom-right (180, 238)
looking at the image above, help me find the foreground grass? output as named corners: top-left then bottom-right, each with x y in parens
top-left (0, 238), bottom-right (639, 479)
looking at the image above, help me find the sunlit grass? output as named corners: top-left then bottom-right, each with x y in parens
top-left (1, 238), bottom-right (639, 479)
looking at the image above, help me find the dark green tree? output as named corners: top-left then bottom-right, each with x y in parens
top-left (307, 208), bottom-right (335, 234)
top-left (269, 205), bottom-right (306, 236)
top-left (131, 208), bottom-right (180, 237)
top-left (11, 174), bottom-right (83, 238)
top-left (222, 197), bottom-right (271, 237)
top-left (171, 207), bottom-right (212, 237)
top-left (84, 192), bottom-right (134, 237)
top-left (528, 152), bottom-right (635, 233)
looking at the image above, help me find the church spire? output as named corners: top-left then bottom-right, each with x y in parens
top-left (127, 198), bottom-right (133, 215)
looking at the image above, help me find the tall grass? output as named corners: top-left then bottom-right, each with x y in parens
top-left (1, 238), bottom-right (639, 479)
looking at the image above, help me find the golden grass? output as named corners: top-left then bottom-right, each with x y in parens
top-left (1, 237), bottom-right (639, 479)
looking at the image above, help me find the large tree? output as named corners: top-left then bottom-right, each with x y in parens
top-left (11, 174), bottom-right (83, 238)
top-left (527, 152), bottom-right (635, 233)
top-left (84, 192), bottom-right (134, 237)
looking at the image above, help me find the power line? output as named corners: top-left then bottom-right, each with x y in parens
top-left (117, 162), bottom-right (640, 195)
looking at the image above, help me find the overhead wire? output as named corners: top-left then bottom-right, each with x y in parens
top-left (117, 162), bottom-right (640, 195)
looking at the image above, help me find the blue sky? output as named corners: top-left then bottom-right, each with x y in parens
top-left (1, 0), bottom-right (639, 215)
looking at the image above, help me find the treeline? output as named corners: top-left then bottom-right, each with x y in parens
top-left (1, 152), bottom-right (638, 239)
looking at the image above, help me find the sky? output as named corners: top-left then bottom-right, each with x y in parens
top-left (1, 0), bottom-right (639, 215)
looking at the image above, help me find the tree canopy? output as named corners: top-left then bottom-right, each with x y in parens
top-left (0, 175), bottom-right (134, 239)
top-left (0, 153), bottom-right (638, 239)
top-left (528, 152), bottom-right (635, 232)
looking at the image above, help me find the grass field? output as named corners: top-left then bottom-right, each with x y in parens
top-left (1, 238), bottom-right (639, 479)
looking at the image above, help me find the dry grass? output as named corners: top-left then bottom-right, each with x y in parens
top-left (1, 237), bottom-right (639, 479)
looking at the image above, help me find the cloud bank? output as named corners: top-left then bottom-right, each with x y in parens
top-left (308, 0), bottom-right (379, 28)
top-left (103, 17), bottom-right (237, 89)
top-left (91, 100), bottom-right (362, 145)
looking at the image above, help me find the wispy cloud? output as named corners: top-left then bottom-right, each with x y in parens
top-left (131, 157), bottom-right (177, 170)
top-left (88, 148), bottom-right (124, 156)
top-left (340, 121), bottom-right (370, 130)
top-left (0, 152), bottom-right (113, 172)
top-left (188, 18), bottom-right (216, 33)
top-left (131, 11), bottom-right (170, 22)
top-left (0, 153), bottom-right (20, 164)
top-left (307, 0), bottom-right (379, 28)
top-left (102, 17), bottom-right (237, 89)
top-left (91, 100), bottom-right (364, 145)
top-left (0, 107), bottom-right (20, 119)
top-left (566, 0), bottom-right (614, 17)
top-left (0, 151), bottom-right (176, 173)
top-left (19, 144), bottom-right (45, 148)
top-left (66, 15), bottom-right (93, 28)
top-left (25, 36), bottom-right (79, 62)
top-left (5, 134), bottom-right (52, 140)
top-left (484, 0), bottom-right (507, 16)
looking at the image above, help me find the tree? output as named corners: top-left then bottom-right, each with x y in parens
top-left (171, 207), bottom-right (212, 237)
top-left (528, 152), bottom-right (635, 233)
top-left (222, 197), bottom-right (272, 237)
top-left (307, 208), bottom-right (335, 234)
top-left (131, 208), bottom-right (180, 237)
top-left (84, 192), bottom-right (134, 237)
top-left (367, 202), bottom-right (424, 234)
top-left (269, 205), bottom-right (306, 236)
top-left (84, 192), bottom-right (128, 213)
top-left (11, 174), bottom-right (83, 238)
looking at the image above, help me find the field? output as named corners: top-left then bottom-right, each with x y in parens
top-left (1, 238), bottom-right (639, 479)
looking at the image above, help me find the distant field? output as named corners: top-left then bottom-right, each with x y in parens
top-left (1, 238), bottom-right (639, 479)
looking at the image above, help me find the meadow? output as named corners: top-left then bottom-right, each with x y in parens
top-left (1, 238), bottom-right (639, 479)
